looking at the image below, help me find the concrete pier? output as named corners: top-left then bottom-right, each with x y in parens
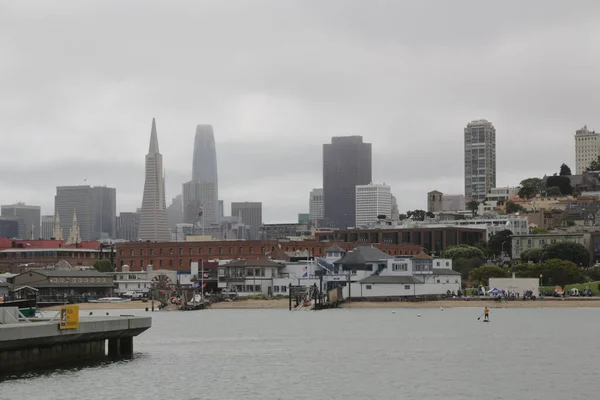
top-left (0, 315), bottom-right (151, 374)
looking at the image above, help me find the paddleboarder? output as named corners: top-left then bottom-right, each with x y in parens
top-left (484, 306), bottom-right (489, 321)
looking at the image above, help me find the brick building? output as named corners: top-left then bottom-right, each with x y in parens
top-left (114, 240), bottom-right (423, 272)
top-left (314, 226), bottom-right (485, 254)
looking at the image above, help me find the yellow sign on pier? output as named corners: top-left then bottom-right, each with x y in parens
top-left (59, 305), bottom-right (80, 330)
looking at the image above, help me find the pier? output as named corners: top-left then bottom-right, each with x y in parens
top-left (0, 308), bottom-right (151, 374)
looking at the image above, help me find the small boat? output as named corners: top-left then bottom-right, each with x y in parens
top-left (88, 297), bottom-right (131, 303)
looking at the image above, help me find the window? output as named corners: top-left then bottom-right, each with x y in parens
top-left (239, 247), bottom-right (243, 255)
top-left (198, 248), bottom-right (203, 256)
top-left (366, 265), bottom-right (373, 271)
top-left (169, 260), bottom-right (173, 267)
top-left (351, 270), bottom-right (357, 275)
top-left (229, 247), bottom-right (233, 255)
top-left (392, 263), bottom-right (408, 272)
top-left (149, 259), bottom-right (153, 266)
top-left (218, 247), bottom-right (223, 255)
top-left (178, 248), bottom-right (183, 256)
top-left (281, 286), bottom-right (287, 293)
top-left (249, 247), bottom-right (254, 255)
top-left (436, 261), bottom-right (440, 266)
top-left (130, 249), bottom-right (134, 256)
top-left (365, 285), bottom-right (372, 290)
top-left (150, 249), bottom-right (154, 256)
top-left (119, 250), bottom-right (123, 256)
top-left (261, 246), bottom-right (265, 254)
top-left (179, 259), bottom-right (182, 267)
top-left (445, 262), bottom-right (449, 267)
top-left (247, 268), bottom-right (254, 277)
top-left (208, 247), bottom-right (213, 255)
top-left (169, 248), bottom-right (173, 256)
top-left (189, 248), bottom-right (193, 256)
top-left (404, 285), bottom-right (411, 290)
top-left (159, 248), bottom-right (163, 255)
top-left (159, 260), bottom-right (163, 267)
top-left (140, 249), bottom-right (145, 257)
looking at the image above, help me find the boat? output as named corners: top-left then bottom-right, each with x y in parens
top-left (88, 297), bottom-right (132, 303)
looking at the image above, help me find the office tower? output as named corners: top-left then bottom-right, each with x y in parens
top-left (117, 212), bottom-right (140, 241)
top-left (166, 195), bottom-right (183, 231)
top-left (54, 186), bottom-right (116, 241)
top-left (323, 136), bottom-right (372, 228)
top-left (464, 119), bottom-right (496, 203)
top-left (0, 217), bottom-right (19, 238)
top-left (41, 215), bottom-right (54, 239)
top-left (309, 188), bottom-right (324, 222)
top-left (1, 203), bottom-right (41, 239)
top-left (218, 200), bottom-right (224, 220)
top-left (231, 202), bottom-right (262, 240)
top-left (355, 183), bottom-right (392, 227)
top-left (137, 118), bottom-right (170, 242)
top-left (575, 125), bottom-right (600, 174)
top-left (183, 125), bottom-right (219, 226)
top-left (390, 194), bottom-right (399, 222)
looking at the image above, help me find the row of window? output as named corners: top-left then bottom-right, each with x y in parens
top-left (122, 246), bottom-right (267, 258)
top-left (49, 277), bottom-right (108, 283)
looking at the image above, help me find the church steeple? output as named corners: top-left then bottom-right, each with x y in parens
top-left (53, 214), bottom-right (63, 241)
top-left (66, 209), bottom-right (81, 246)
top-left (148, 118), bottom-right (160, 155)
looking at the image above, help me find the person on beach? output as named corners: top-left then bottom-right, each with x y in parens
top-left (484, 306), bottom-right (489, 321)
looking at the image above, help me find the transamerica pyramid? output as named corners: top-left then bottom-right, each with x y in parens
top-left (137, 118), bottom-right (170, 242)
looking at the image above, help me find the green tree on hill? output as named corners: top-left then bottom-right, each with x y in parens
top-left (93, 259), bottom-right (114, 273)
top-left (546, 175), bottom-right (573, 195)
top-left (542, 241), bottom-right (590, 267)
top-left (487, 230), bottom-right (512, 256)
top-left (506, 201), bottom-right (525, 214)
top-left (468, 265), bottom-right (509, 286)
top-left (518, 178), bottom-right (542, 199)
top-left (559, 163), bottom-right (572, 176)
top-left (520, 248), bottom-right (543, 263)
top-left (441, 244), bottom-right (486, 281)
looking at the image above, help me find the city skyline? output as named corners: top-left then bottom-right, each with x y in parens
top-left (2, 1), bottom-right (599, 222)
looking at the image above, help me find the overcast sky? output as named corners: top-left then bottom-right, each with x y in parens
top-left (2, 0), bottom-right (600, 223)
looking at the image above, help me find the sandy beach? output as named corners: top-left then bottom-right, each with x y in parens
top-left (40, 298), bottom-right (600, 311)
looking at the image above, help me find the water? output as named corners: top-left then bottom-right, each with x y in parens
top-left (1, 307), bottom-right (598, 400)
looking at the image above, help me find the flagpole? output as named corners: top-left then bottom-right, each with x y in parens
top-left (201, 258), bottom-right (204, 301)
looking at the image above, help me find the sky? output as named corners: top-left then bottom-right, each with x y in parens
top-left (2, 0), bottom-right (600, 223)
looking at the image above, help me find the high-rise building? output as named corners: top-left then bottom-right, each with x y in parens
top-left (355, 183), bottom-right (391, 227)
top-left (464, 119), bottom-right (496, 203)
top-left (323, 136), bottom-right (372, 228)
top-left (0, 217), bottom-right (19, 238)
top-left (1, 203), bottom-right (41, 239)
top-left (117, 212), bottom-right (140, 241)
top-left (183, 125), bottom-right (219, 227)
top-left (575, 125), bottom-right (600, 174)
top-left (218, 200), bottom-right (224, 220)
top-left (54, 186), bottom-right (116, 241)
top-left (231, 202), bottom-right (262, 240)
top-left (41, 215), bottom-right (54, 239)
top-left (137, 118), bottom-right (170, 242)
top-left (390, 194), bottom-right (399, 222)
top-left (166, 194), bottom-right (183, 232)
top-left (309, 188), bottom-right (324, 222)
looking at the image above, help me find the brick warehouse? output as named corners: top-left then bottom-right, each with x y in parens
top-left (114, 240), bottom-right (423, 271)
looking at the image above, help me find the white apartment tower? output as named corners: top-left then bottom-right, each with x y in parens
top-left (464, 119), bottom-right (496, 203)
top-left (309, 188), bottom-right (324, 222)
top-left (575, 125), bottom-right (600, 174)
top-left (137, 118), bottom-right (170, 242)
top-left (355, 183), bottom-right (392, 227)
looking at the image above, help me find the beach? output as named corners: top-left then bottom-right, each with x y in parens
top-left (40, 297), bottom-right (600, 311)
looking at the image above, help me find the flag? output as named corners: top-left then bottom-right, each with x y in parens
top-left (198, 204), bottom-right (204, 217)
top-left (302, 265), bottom-right (308, 278)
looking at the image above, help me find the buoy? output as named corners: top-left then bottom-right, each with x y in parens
top-left (392, 311), bottom-right (396, 314)
top-left (417, 314), bottom-right (421, 317)
top-left (440, 307), bottom-right (443, 311)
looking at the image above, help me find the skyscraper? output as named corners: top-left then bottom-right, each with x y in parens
top-left (231, 202), bottom-right (262, 240)
top-left (575, 125), bottom-right (600, 174)
top-left (41, 215), bottom-right (54, 240)
top-left (137, 118), bottom-right (170, 242)
top-left (464, 119), bottom-right (496, 203)
top-left (309, 188), bottom-right (324, 222)
top-left (183, 125), bottom-right (219, 226)
top-left (54, 186), bottom-right (116, 241)
top-left (1, 203), bottom-right (41, 239)
top-left (323, 136), bottom-right (372, 228)
top-left (355, 183), bottom-right (391, 227)
top-left (117, 212), bottom-right (140, 241)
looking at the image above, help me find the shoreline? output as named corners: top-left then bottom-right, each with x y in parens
top-left (40, 298), bottom-right (600, 311)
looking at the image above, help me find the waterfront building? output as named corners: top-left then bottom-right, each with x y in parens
top-left (1, 203), bottom-right (41, 240)
top-left (355, 183), bottom-right (392, 227)
top-left (323, 136), bottom-right (372, 228)
top-left (575, 125), bottom-right (600, 174)
top-left (309, 188), bottom-right (324, 223)
top-left (41, 215), bottom-right (54, 240)
top-left (10, 269), bottom-right (114, 299)
top-left (137, 118), bottom-right (170, 242)
top-left (464, 119), bottom-right (496, 203)
top-left (112, 264), bottom-right (178, 295)
top-left (114, 240), bottom-right (423, 272)
top-left (231, 202), bottom-right (262, 240)
top-left (217, 258), bottom-right (284, 295)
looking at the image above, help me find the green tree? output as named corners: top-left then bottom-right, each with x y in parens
top-left (520, 248), bottom-right (543, 263)
top-left (518, 178), bottom-right (542, 199)
top-left (506, 201), bottom-right (525, 214)
top-left (559, 163), bottom-right (572, 176)
top-left (586, 155), bottom-right (600, 171)
top-left (530, 227), bottom-right (548, 234)
top-left (488, 230), bottom-right (512, 256)
top-left (474, 242), bottom-right (491, 259)
top-left (405, 210), bottom-right (434, 221)
top-left (546, 175), bottom-right (573, 195)
top-left (545, 186), bottom-right (562, 196)
top-left (542, 241), bottom-right (590, 267)
top-left (93, 259), bottom-right (114, 273)
top-left (538, 259), bottom-right (585, 287)
top-left (398, 213), bottom-right (408, 221)
top-left (466, 200), bottom-right (479, 216)
top-left (441, 244), bottom-right (486, 260)
top-left (468, 265), bottom-right (509, 286)
top-left (510, 262), bottom-right (536, 278)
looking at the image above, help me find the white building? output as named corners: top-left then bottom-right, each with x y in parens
top-left (113, 264), bottom-right (177, 295)
top-left (309, 188), bottom-right (324, 222)
top-left (489, 275), bottom-right (539, 297)
top-left (486, 187), bottom-right (518, 203)
top-left (175, 223), bottom-right (195, 242)
top-left (575, 125), bottom-right (600, 174)
top-left (355, 183), bottom-right (392, 227)
top-left (442, 194), bottom-right (466, 212)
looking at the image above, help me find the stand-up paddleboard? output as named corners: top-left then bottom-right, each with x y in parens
top-left (482, 320), bottom-right (490, 323)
